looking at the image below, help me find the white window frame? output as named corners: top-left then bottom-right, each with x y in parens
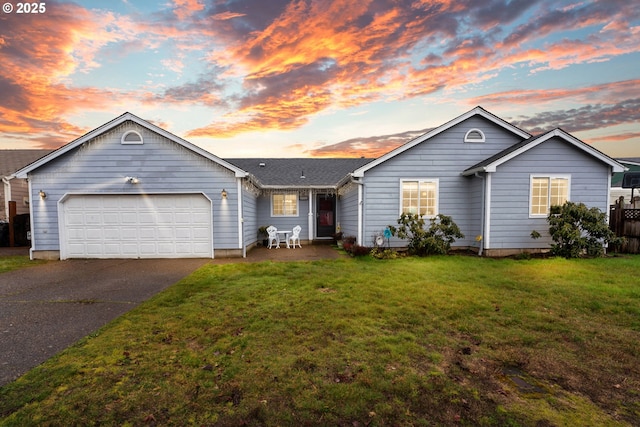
top-left (529, 174), bottom-right (571, 218)
top-left (464, 128), bottom-right (485, 143)
top-left (400, 179), bottom-right (439, 217)
top-left (121, 130), bottom-right (144, 145)
top-left (271, 193), bottom-right (299, 217)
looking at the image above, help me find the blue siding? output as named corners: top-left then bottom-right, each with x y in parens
top-left (338, 182), bottom-right (359, 239)
top-left (361, 116), bottom-right (523, 248)
top-left (242, 187), bottom-right (259, 247)
top-left (29, 121), bottom-right (240, 254)
top-left (255, 191), bottom-right (310, 241)
top-left (488, 137), bottom-right (611, 250)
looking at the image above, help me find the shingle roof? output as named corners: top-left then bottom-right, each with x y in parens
top-left (0, 150), bottom-right (53, 177)
top-left (225, 158), bottom-right (373, 187)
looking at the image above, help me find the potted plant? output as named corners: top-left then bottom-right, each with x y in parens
top-left (332, 231), bottom-right (344, 248)
top-left (258, 226), bottom-right (269, 247)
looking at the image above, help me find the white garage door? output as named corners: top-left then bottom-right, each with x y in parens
top-left (61, 194), bottom-right (213, 259)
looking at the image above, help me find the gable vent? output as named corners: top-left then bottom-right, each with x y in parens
top-left (121, 130), bottom-right (143, 145)
top-left (464, 129), bottom-right (485, 143)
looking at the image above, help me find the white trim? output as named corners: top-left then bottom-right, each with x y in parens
top-left (57, 191), bottom-right (214, 260)
top-left (237, 178), bottom-right (244, 257)
top-left (464, 129), bottom-right (626, 175)
top-left (399, 178), bottom-right (439, 217)
top-left (14, 112), bottom-right (248, 179)
top-left (484, 173), bottom-right (492, 251)
top-left (2, 177), bottom-right (11, 220)
top-left (121, 130), bottom-right (143, 145)
top-left (357, 180), bottom-right (364, 245)
top-left (528, 174), bottom-right (571, 218)
top-left (27, 179), bottom-right (35, 260)
top-left (353, 106), bottom-right (530, 177)
top-left (308, 190), bottom-right (314, 240)
top-left (464, 128), bottom-right (485, 143)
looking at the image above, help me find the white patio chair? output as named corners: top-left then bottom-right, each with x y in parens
top-left (266, 225), bottom-right (280, 249)
top-left (288, 225), bottom-right (302, 249)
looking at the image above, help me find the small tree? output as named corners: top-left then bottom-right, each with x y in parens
top-left (545, 201), bottom-right (623, 258)
top-left (389, 213), bottom-right (464, 256)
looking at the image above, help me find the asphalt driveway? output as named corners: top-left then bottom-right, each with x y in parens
top-left (0, 257), bottom-right (209, 387)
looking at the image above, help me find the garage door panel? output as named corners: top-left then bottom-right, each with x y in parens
top-left (103, 213), bottom-right (120, 225)
top-left (62, 194), bottom-right (212, 259)
top-left (85, 213), bottom-right (102, 225)
top-left (86, 229), bottom-right (103, 240)
top-left (156, 228), bottom-right (175, 239)
top-left (175, 227), bottom-right (192, 239)
top-left (139, 227), bottom-right (156, 239)
top-left (121, 213), bottom-right (138, 224)
top-left (86, 243), bottom-right (104, 256)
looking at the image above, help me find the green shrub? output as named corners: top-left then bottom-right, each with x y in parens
top-left (388, 213), bottom-right (464, 256)
top-left (545, 202), bottom-right (624, 258)
top-left (370, 248), bottom-right (401, 259)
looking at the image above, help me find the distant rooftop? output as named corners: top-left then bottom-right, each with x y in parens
top-left (0, 150), bottom-right (53, 177)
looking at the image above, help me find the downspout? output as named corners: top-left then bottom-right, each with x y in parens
top-left (475, 172), bottom-right (485, 256)
top-left (351, 176), bottom-right (364, 245)
top-left (308, 190), bottom-right (313, 243)
top-left (237, 178), bottom-right (245, 258)
top-left (26, 177), bottom-right (35, 260)
top-left (2, 177), bottom-right (10, 220)
top-left (483, 172), bottom-right (492, 255)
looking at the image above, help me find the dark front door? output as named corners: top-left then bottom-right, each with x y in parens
top-left (316, 194), bottom-right (336, 238)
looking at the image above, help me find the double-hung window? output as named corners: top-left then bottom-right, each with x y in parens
top-left (271, 193), bottom-right (298, 217)
top-left (530, 175), bottom-right (570, 217)
top-left (401, 179), bottom-right (438, 217)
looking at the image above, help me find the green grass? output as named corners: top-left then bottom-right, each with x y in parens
top-left (1, 255), bottom-right (639, 426)
top-left (0, 256), bottom-right (45, 273)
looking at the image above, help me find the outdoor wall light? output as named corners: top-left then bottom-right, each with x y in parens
top-left (39, 190), bottom-right (46, 199)
top-left (125, 176), bottom-right (139, 184)
top-left (221, 189), bottom-right (228, 199)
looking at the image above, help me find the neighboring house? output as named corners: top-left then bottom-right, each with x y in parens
top-left (1, 150), bottom-right (52, 221)
top-left (610, 158), bottom-right (640, 205)
top-left (13, 107), bottom-right (625, 260)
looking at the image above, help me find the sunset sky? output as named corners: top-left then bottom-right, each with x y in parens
top-left (1, 0), bottom-right (639, 158)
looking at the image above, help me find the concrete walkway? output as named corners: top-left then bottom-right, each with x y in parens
top-left (0, 244), bottom-right (343, 387)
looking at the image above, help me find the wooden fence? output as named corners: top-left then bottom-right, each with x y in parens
top-left (610, 197), bottom-right (640, 253)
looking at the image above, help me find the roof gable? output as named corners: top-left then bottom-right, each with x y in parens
top-left (462, 128), bottom-right (626, 175)
top-left (14, 112), bottom-right (247, 179)
top-left (352, 106), bottom-right (531, 177)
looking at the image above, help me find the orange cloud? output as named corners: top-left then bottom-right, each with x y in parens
top-left (2, 0), bottom-right (639, 152)
top-left (172, 0), bottom-right (205, 20)
top-left (470, 79), bottom-right (640, 106)
top-left (589, 132), bottom-right (640, 143)
top-left (306, 129), bottom-right (431, 158)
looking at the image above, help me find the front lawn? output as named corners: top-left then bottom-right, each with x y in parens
top-left (1, 255), bottom-right (639, 426)
top-left (0, 256), bottom-right (45, 274)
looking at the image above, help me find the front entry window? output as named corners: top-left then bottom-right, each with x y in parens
top-left (272, 193), bottom-right (298, 217)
